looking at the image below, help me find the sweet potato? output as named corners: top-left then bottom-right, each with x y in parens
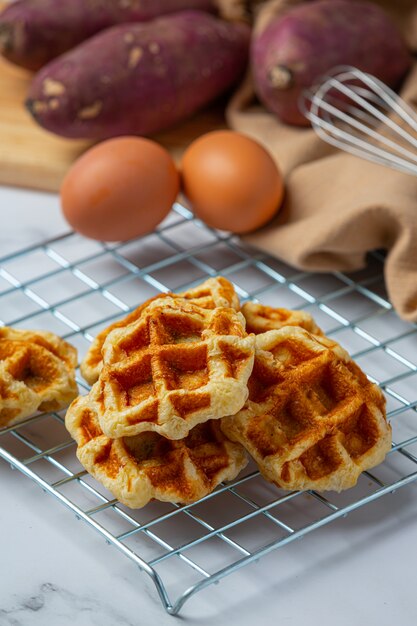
top-left (0, 0), bottom-right (215, 71)
top-left (26, 11), bottom-right (250, 139)
top-left (252, 0), bottom-right (411, 126)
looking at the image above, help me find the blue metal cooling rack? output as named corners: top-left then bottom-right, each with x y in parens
top-left (0, 203), bottom-right (417, 615)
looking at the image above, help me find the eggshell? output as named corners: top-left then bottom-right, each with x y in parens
top-left (180, 130), bottom-right (284, 234)
top-left (61, 136), bottom-right (179, 241)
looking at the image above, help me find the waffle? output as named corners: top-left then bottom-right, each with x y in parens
top-left (65, 392), bottom-right (248, 508)
top-left (221, 327), bottom-right (391, 492)
top-left (242, 301), bottom-right (339, 351)
top-left (0, 327), bottom-right (78, 428)
top-left (242, 302), bottom-right (323, 335)
top-left (178, 276), bottom-right (240, 311)
top-left (94, 297), bottom-right (255, 439)
top-left (81, 277), bottom-right (240, 385)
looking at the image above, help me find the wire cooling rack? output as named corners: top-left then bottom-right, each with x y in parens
top-left (1, 202), bottom-right (417, 616)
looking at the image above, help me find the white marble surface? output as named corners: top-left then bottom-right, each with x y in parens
top-left (1, 186), bottom-right (417, 626)
top-left (0, 187), bottom-right (69, 255)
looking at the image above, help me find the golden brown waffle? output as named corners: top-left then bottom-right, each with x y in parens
top-left (81, 277), bottom-right (240, 385)
top-left (65, 392), bottom-right (248, 508)
top-left (242, 301), bottom-right (339, 351)
top-left (95, 297), bottom-right (255, 440)
top-left (0, 327), bottom-right (78, 428)
top-left (221, 327), bottom-right (391, 492)
top-left (242, 302), bottom-right (323, 335)
top-left (178, 276), bottom-right (240, 311)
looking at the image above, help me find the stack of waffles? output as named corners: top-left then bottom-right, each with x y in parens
top-left (65, 277), bottom-right (392, 508)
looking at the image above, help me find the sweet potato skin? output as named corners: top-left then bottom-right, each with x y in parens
top-left (0, 0), bottom-right (215, 71)
top-left (26, 11), bottom-right (250, 139)
top-left (252, 0), bottom-right (411, 126)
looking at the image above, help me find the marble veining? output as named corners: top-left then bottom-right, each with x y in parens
top-left (0, 582), bottom-right (138, 626)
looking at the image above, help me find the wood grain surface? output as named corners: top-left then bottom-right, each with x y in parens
top-left (0, 18), bottom-right (226, 193)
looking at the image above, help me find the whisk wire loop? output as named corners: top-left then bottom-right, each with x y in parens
top-left (301, 66), bottom-right (417, 177)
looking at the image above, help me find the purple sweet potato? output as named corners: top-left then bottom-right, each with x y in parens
top-left (0, 0), bottom-right (216, 71)
top-left (26, 11), bottom-right (250, 139)
top-left (252, 0), bottom-right (411, 126)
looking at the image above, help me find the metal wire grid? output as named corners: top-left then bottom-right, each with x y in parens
top-left (1, 202), bottom-right (417, 616)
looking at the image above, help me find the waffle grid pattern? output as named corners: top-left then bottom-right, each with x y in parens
top-left (1, 203), bottom-right (416, 615)
top-left (97, 301), bottom-right (254, 439)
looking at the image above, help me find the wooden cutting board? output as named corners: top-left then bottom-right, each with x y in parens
top-left (0, 53), bottom-right (226, 193)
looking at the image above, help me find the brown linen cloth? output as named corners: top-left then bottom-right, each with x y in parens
top-left (222, 0), bottom-right (417, 322)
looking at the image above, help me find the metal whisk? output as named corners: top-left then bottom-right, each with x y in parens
top-left (300, 66), bottom-right (417, 177)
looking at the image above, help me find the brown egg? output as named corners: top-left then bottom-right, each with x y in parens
top-left (61, 136), bottom-right (179, 241)
top-left (181, 130), bottom-right (284, 234)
